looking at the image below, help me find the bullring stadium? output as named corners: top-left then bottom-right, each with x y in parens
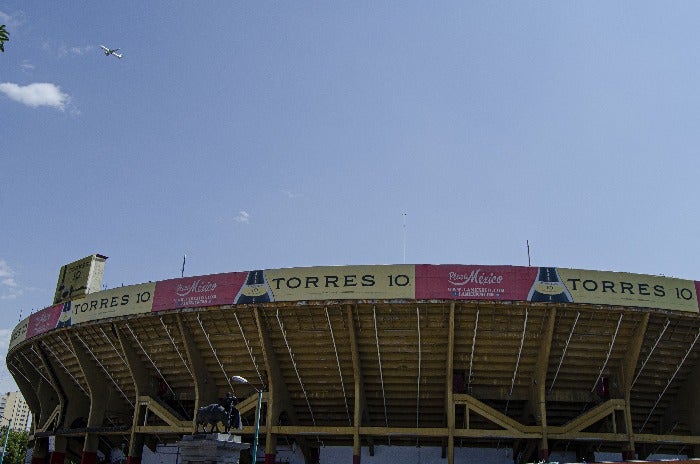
top-left (7, 255), bottom-right (700, 464)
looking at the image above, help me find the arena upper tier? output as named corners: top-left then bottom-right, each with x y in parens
top-left (8, 261), bottom-right (700, 464)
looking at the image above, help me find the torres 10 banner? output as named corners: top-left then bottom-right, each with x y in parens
top-left (12, 264), bottom-right (700, 349)
top-left (415, 265), bottom-right (699, 313)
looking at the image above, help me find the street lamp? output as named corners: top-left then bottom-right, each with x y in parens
top-left (231, 376), bottom-right (263, 464)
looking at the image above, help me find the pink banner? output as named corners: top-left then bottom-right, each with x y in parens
top-left (151, 272), bottom-right (248, 312)
top-left (415, 265), bottom-right (538, 300)
top-left (27, 304), bottom-right (62, 338)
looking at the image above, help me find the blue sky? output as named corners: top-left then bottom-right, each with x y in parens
top-left (1, 2), bottom-right (700, 392)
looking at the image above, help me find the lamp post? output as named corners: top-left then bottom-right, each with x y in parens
top-left (231, 376), bottom-right (263, 464)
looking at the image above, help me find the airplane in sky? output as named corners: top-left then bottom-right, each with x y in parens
top-left (100, 45), bottom-right (123, 59)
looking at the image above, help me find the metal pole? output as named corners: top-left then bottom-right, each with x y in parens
top-left (527, 240), bottom-right (531, 266)
top-left (232, 376), bottom-right (264, 464)
top-left (252, 390), bottom-right (262, 463)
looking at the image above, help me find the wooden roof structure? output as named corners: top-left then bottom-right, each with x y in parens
top-left (9, 298), bottom-right (700, 463)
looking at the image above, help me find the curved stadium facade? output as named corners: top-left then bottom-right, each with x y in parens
top-left (7, 256), bottom-right (700, 464)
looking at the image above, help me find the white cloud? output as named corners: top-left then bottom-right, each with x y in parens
top-left (20, 60), bottom-right (35, 72)
top-left (0, 328), bottom-right (10, 353)
top-left (0, 82), bottom-right (70, 110)
top-left (0, 328), bottom-right (20, 393)
top-left (69, 45), bottom-right (94, 55)
top-left (0, 260), bottom-right (13, 279)
top-left (235, 211), bottom-right (250, 224)
top-left (0, 260), bottom-right (22, 300)
top-left (282, 189), bottom-right (300, 199)
top-left (58, 44), bottom-right (95, 57)
top-left (0, 10), bottom-right (25, 29)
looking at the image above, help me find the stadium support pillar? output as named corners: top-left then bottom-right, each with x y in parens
top-left (35, 347), bottom-right (68, 430)
top-left (70, 335), bottom-right (110, 464)
top-left (689, 359), bottom-right (700, 459)
top-left (49, 436), bottom-right (67, 464)
top-left (348, 304), bottom-right (373, 464)
top-left (620, 313), bottom-right (649, 461)
top-left (532, 309), bottom-right (556, 462)
top-left (116, 323), bottom-right (156, 396)
top-left (31, 437), bottom-right (49, 464)
top-left (176, 314), bottom-right (218, 411)
top-left (116, 324), bottom-right (152, 464)
top-left (80, 435), bottom-right (98, 464)
top-left (675, 348), bottom-right (700, 458)
top-left (444, 303), bottom-right (455, 464)
top-left (254, 307), bottom-right (295, 464)
top-left (126, 435), bottom-right (144, 464)
top-left (9, 361), bottom-right (41, 429)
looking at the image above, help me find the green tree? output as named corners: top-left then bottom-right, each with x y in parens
top-left (0, 25), bottom-right (9, 52)
top-left (0, 426), bottom-right (28, 464)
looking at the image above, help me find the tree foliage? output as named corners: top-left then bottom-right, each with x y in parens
top-left (0, 426), bottom-right (28, 464)
top-left (0, 25), bottom-right (9, 52)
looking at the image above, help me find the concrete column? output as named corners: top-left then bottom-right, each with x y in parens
top-left (262, 390), bottom-right (277, 464)
top-left (126, 434), bottom-right (144, 464)
top-left (533, 309), bottom-right (556, 463)
top-left (48, 448), bottom-right (65, 464)
top-left (351, 304), bottom-right (362, 464)
top-left (444, 303), bottom-right (455, 464)
top-left (69, 335), bottom-right (110, 464)
top-left (32, 437), bottom-right (49, 464)
top-left (48, 436), bottom-right (67, 464)
top-left (177, 314), bottom-right (216, 414)
top-left (80, 434), bottom-right (99, 464)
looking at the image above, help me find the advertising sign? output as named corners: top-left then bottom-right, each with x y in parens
top-left (557, 269), bottom-right (699, 313)
top-left (152, 272), bottom-right (248, 311)
top-left (253, 265), bottom-right (415, 302)
top-left (9, 265), bottom-right (700, 349)
top-left (53, 254), bottom-right (107, 304)
top-left (415, 265), bottom-right (538, 300)
top-left (71, 282), bottom-right (156, 324)
top-left (8, 316), bottom-right (29, 351)
top-left (27, 304), bottom-right (62, 338)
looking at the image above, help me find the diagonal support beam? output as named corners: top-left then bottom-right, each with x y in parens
top-left (551, 399), bottom-right (626, 435)
top-left (136, 396), bottom-right (190, 429)
top-left (236, 392), bottom-right (267, 416)
top-left (35, 405), bottom-right (61, 433)
top-left (453, 394), bottom-right (538, 434)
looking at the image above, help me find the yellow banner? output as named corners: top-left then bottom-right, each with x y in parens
top-left (557, 269), bottom-right (699, 312)
top-left (263, 265), bottom-right (415, 301)
top-left (71, 282), bottom-right (156, 324)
